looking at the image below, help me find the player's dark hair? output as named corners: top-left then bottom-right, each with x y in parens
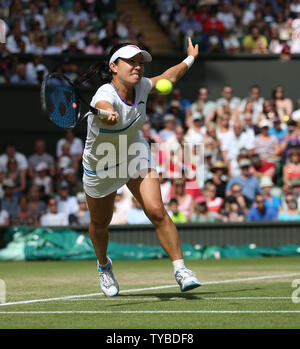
top-left (79, 42), bottom-right (141, 85)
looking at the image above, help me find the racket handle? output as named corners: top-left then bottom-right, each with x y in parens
top-left (89, 106), bottom-right (111, 119)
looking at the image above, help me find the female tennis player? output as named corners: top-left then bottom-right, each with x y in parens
top-left (83, 37), bottom-right (201, 296)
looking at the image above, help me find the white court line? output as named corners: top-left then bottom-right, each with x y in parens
top-left (0, 310), bottom-right (300, 314)
top-left (67, 296), bottom-right (291, 301)
top-left (1, 272), bottom-right (300, 307)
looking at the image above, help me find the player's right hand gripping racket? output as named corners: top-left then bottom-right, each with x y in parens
top-left (40, 73), bottom-right (111, 128)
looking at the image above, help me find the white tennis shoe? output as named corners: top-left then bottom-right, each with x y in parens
top-left (97, 257), bottom-right (119, 297)
top-left (175, 268), bottom-right (202, 292)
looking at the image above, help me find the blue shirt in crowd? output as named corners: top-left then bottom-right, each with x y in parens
top-left (226, 175), bottom-right (261, 202)
top-left (278, 211), bottom-right (300, 221)
top-left (247, 207), bottom-right (277, 221)
top-left (268, 127), bottom-right (287, 142)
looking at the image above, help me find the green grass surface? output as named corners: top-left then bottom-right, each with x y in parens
top-left (0, 257), bottom-right (300, 329)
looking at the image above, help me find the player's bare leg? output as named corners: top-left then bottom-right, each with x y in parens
top-left (85, 192), bottom-right (119, 296)
top-left (127, 169), bottom-right (202, 292)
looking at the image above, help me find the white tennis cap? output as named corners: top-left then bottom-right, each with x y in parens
top-left (109, 45), bottom-right (152, 65)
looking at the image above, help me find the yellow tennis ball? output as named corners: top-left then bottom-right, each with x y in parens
top-left (156, 79), bottom-right (173, 95)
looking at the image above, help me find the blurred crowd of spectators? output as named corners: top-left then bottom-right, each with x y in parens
top-left (0, 0), bottom-right (152, 83)
top-left (1, 83), bottom-right (300, 226)
top-left (153, 0), bottom-right (300, 55)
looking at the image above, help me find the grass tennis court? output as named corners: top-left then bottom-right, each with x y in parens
top-left (0, 256), bottom-right (300, 329)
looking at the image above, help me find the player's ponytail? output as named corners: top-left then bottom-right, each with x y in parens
top-left (78, 61), bottom-right (112, 85)
top-left (78, 42), bottom-right (140, 85)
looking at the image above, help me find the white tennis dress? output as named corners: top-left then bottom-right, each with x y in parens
top-left (82, 77), bottom-right (156, 198)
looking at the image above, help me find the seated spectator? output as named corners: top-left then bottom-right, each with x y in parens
top-left (1, 179), bottom-right (19, 217)
top-left (202, 182), bottom-right (223, 219)
top-left (188, 87), bottom-right (216, 126)
top-left (203, 6), bottom-right (224, 35)
top-left (283, 150), bottom-right (300, 188)
top-left (27, 185), bottom-right (47, 219)
top-left (11, 195), bottom-right (38, 226)
top-left (201, 122), bottom-right (221, 163)
top-left (190, 196), bottom-right (217, 223)
top-left (216, 85), bottom-right (241, 114)
top-left (69, 192), bottom-right (90, 226)
top-left (221, 119), bottom-right (254, 177)
top-left (28, 139), bottom-right (56, 178)
top-left (242, 25), bottom-right (268, 53)
top-left (62, 37), bottom-right (84, 55)
top-left (56, 181), bottom-right (79, 219)
top-left (44, 31), bottom-right (67, 55)
top-left (0, 141), bottom-right (27, 176)
top-left (216, 112), bottom-right (231, 145)
top-left (171, 178), bottom-right (193, 219)
top-left (6, 25), bottom-right (32, 54)
top-left (221, 199), bottom-right (245, 222)
top-left (168, 198), bottom-right (188, 223)
top-left (271, 85), bottom-right (293, 122)
top-left (44, 0), bottom-right (67, 33)
top-left (278, 194), bottom-right (300, 221)
top-left (247, 194), bottom-right (277, 221)
top-left (260, 176), bottom-right (281, 215)
top-left (158, 114), bottom-right (176, 142)
top-left (268, 115), bottom-right (288, 142)
top-left (169, 88), bottom-right (191, 119)
top-left (56, 144), bottom-right (73, 180)
top-left (250, 153), bottom-right (276, 180)
top-left (243, 111), bottom-right (260, 138)
top-left (127, 197), bottom-right (151, 224)
top-left (84, 32), bottom-right (104, 54)
top-left (0, 199), bottom-right (9, 226)
top-left (288, 177), bottom-right (300, 210)
top-left (280, 120), bottom-right (300, 162)
top-left (26, 54), bottom-right (48, 84)
top-left (40, 197), bottom-right (69, 226)
top-left (10, 63), bottom-right (37, 84)
top-left (239, 85), bottom-right (264, 124)
top-left (65, 0), bottom-right (89, 28)
top-left (62, 168), bottom-right (83, 196)
top-left (185, 112), bottom-right (204, 146)
top-left (56, 129), bottom-right (83, 172)
top-left (223, 183), bottom-right (253, 217)
top-left (226, 158), bottom-right (261, 203)
top-left (178, 6), bottom-right (203, 40)
top-left (4, 157), bottom-right (26, 196)
top-left (205, 160), bottom-right (228, 198)
top-left (217, 2), bottom-right (235, 30)
top-left (254, 119), bottom-right (280, 162)
top-left (33, 162), bottom-right (53, 195)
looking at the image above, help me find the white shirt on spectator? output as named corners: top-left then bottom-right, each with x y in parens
top-left (0, 209), bottom-right (9, 225)
top-left (0, 152), bottom-right (28, 171)
top-left (221, 130), bottom-right (254, 161)
top-left (66, 10), bottom-right (89, 28)
top-left (217, 12), bottom-right (235, 29)
top-left (40, 212), bottom-right (69, 226)
top-left (56, 138), bottom-right (83, 157)
top-left (6, 34), bottom-right (32, 53)
top-left (56, 195), bottom-right (79, 216)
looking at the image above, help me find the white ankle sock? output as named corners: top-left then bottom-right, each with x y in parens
top-left (172, 259), bottom-right (185, 273)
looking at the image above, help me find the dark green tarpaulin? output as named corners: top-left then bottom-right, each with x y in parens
top-left (0, 227), bottom-right (299, 261)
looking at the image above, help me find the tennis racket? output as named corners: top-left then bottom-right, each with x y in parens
top-left (40, 73), bottom-right (111, 128)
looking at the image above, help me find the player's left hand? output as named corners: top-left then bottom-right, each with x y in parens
top-left (100, 111), bottom-right (119, 125)
top-left (187, 37), bottom-right (199, 59)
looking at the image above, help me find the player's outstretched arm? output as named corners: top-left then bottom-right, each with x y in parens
top-left (150, 37), bottom-right (198, 92)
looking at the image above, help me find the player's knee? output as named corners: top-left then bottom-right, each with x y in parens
top-left (90, 218), bottom-right (111, 231)
top-left (146, 205), bottom-right (167, 224)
